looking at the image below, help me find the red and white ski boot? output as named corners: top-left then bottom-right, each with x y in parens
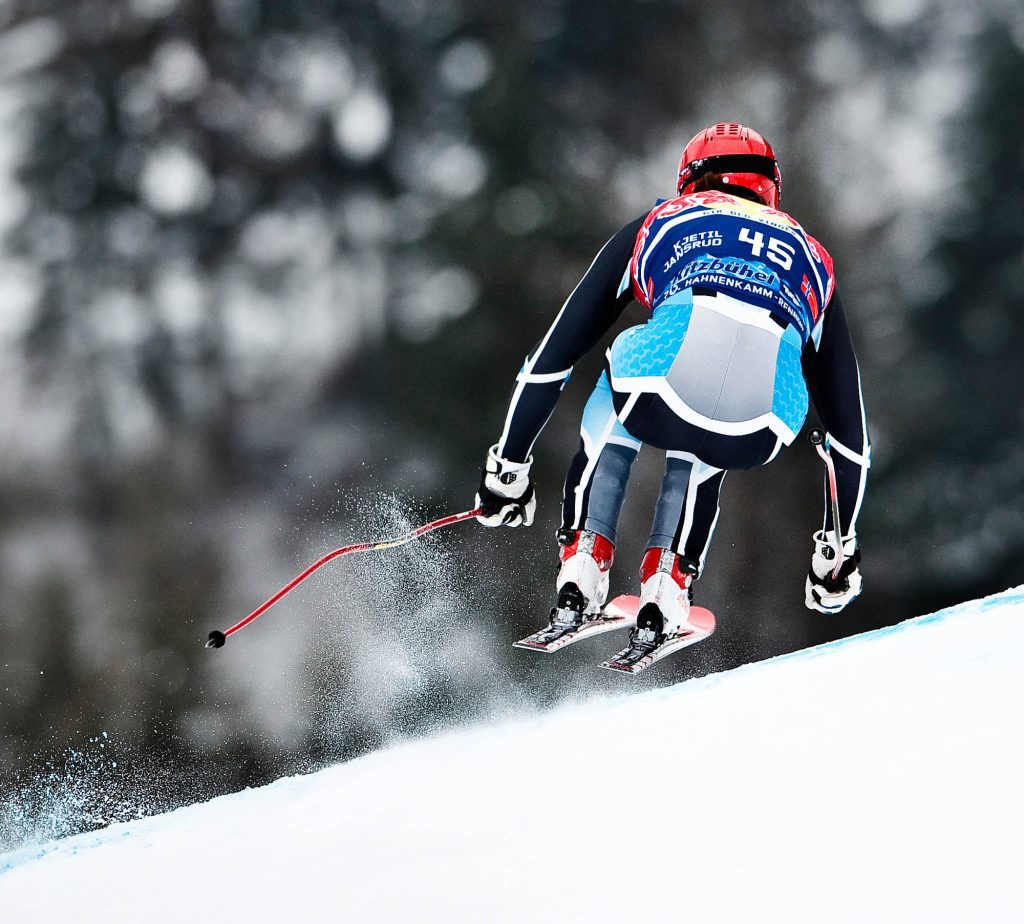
top-left (551, 528), bottom-right (615, 627)
top-left (631, 547), bottom-right (698, 649)
top-left (600, 549), bottom-right (717, 674)
top-left (514, 529), bottom-right (621, 652)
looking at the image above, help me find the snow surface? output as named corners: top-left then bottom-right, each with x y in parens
top-left (3, 588), bottom-right (1024, 922)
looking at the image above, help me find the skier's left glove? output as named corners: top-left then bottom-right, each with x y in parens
top-left (805, 530), bottom-right (862, 614)
top-left (475, 445), bottom-right (536, 528)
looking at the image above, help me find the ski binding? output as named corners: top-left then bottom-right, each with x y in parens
top-left (514, 593), bottom-right (640, 653)
top-left (600, 604), bottom-right (716, 675)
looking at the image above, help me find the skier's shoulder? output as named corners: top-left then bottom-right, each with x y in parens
top-left (784, 213), bottom-right (836, 281)
top-left (740, 201), bottom-right (839, 325)
top-left (633, 192), bottom-right (723, 250)
top-left (761, 203), bottom-right (837, 290)
top-left (639, 190), bottom-right (723, 224)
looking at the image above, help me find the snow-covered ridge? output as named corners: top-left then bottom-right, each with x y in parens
top-left (3, 588), bottom-right (1023, 922)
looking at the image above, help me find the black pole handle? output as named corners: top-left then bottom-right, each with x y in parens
top-left (808, 428), bottom-right (825, 446)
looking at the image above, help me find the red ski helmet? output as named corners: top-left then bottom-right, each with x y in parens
top-left (676, 122), bottom-right (782, 209)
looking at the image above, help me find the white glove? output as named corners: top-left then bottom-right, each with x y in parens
top-left (805, 530), bottom-right (862, 614)
top-left (474, 445), bottom-right (536, 528)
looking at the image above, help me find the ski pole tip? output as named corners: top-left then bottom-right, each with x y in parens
top-left (206, 630), bottom-right (226, 649)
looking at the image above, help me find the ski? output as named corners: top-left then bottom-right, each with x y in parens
top-left (513, 594), bottom-right (640, 653)
top-left (600, 606), bottom-right (716, 675)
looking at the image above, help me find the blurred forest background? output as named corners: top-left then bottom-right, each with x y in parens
top-left (2, 0), bottom-right (1024, 842)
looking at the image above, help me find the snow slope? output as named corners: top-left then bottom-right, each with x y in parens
top-left (3, 588), bottom-right (1024, 923)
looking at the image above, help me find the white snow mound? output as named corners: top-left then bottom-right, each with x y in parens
top-left (3, 588), bottom-right (1024, 922)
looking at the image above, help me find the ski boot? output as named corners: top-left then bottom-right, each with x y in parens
top-left (550, 528), bottom-right (615, 629)
top-left (601, 549), bottom-right (713, 673)
top-left (630, 547), bottom-right (698, 652)
top-left (514, 529), bottom-right (624, 652)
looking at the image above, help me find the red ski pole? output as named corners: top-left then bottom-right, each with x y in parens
top-left (808, 428), bottom-right (843, 580)
top-left (206, 507), bottom-right (482, 649)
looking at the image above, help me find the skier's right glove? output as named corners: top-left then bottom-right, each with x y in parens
top-left (805, 530), bottom-right (862, 614)
top-left (475, 445), bottom-right (536, 528)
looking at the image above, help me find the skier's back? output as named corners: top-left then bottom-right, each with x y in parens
top-left (617, 184), bottom-right (833, 466)
top-left (474, 123), bottom-right (870, 662)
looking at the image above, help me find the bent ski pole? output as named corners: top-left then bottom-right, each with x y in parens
top-left (808, 429), bottom-right (843, 580)
top-left (206, 507), bottom-right (483, 649)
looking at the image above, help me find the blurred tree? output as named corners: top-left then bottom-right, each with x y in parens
top-left (3, 0), bottom-right (1024, 838)
top-left (872, 23), bottom-right (1024, 612)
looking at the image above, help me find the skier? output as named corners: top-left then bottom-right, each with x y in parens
top-left (474, 122), bottom-right (870, 660)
